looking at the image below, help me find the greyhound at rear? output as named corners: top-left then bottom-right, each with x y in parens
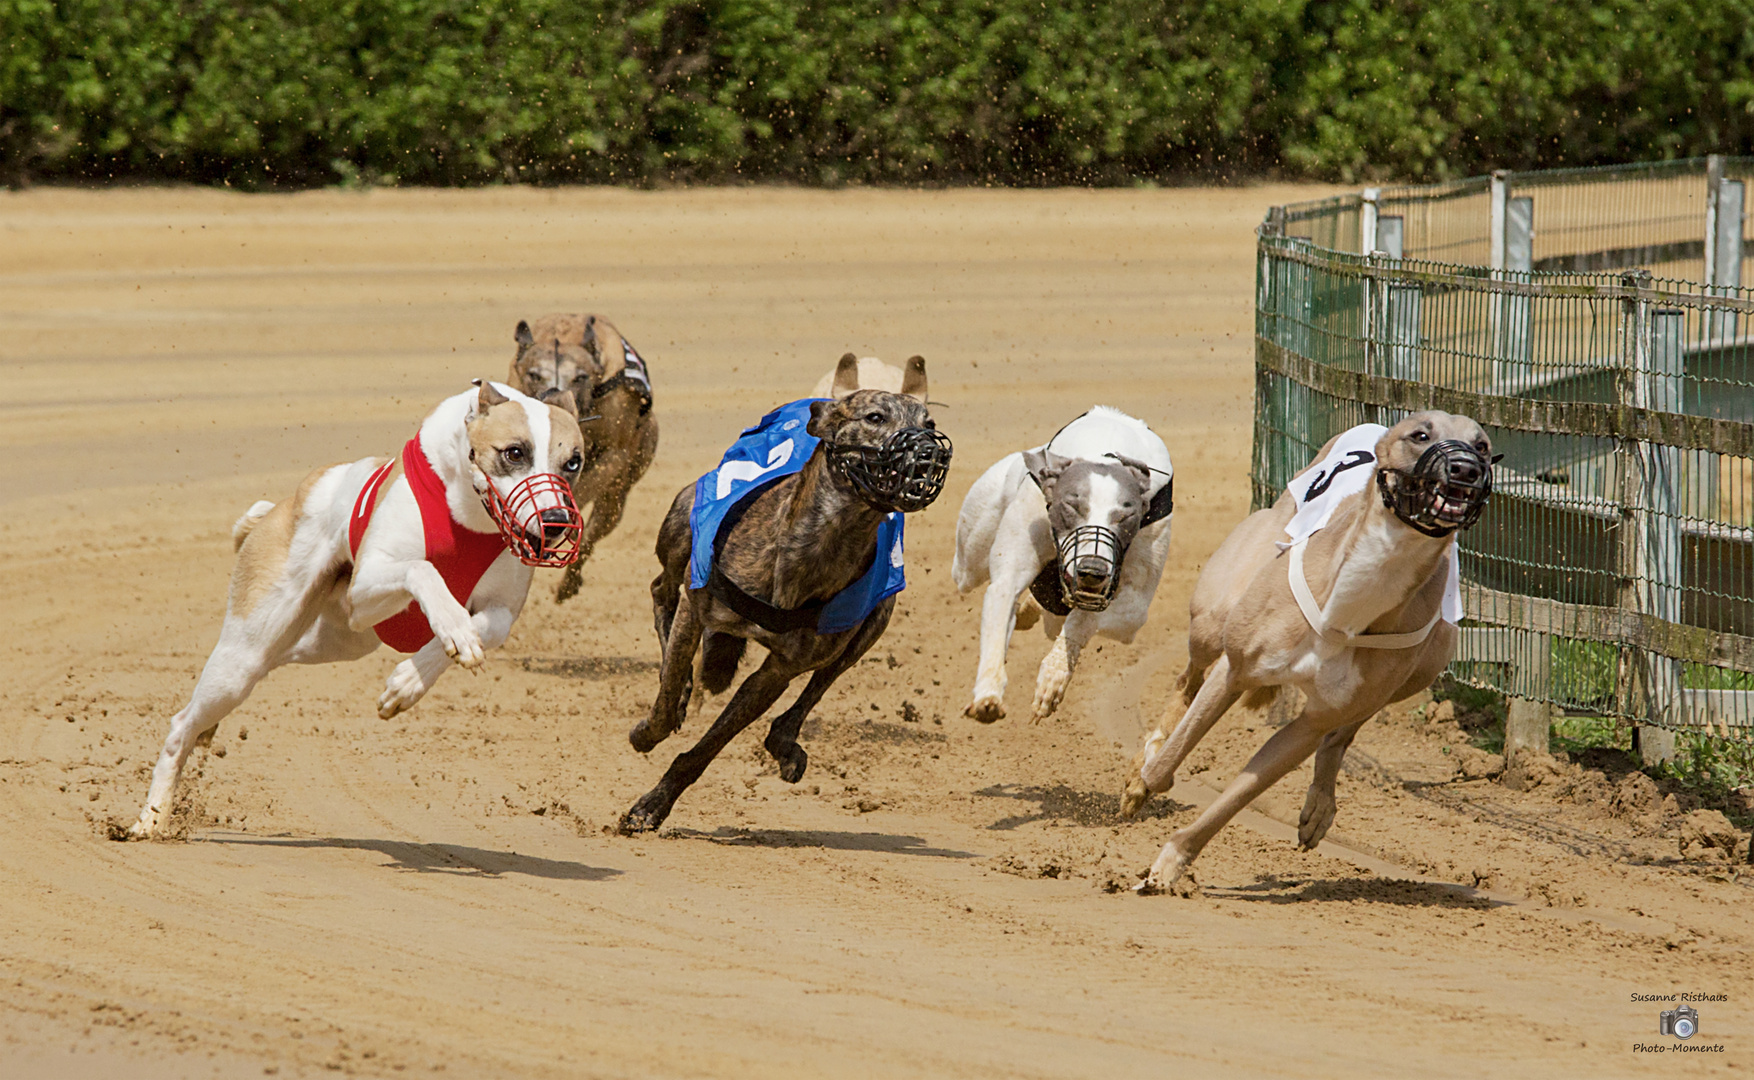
top-left (952, 406), bottom-right (1174, 723)
top-left (1120, 412), bottom-right (1496, 893)
top-left (510, 313), bottom-right (659, 603)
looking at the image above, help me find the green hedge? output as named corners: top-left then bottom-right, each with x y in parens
top-left (4, 0), bottom-right (1754, 187)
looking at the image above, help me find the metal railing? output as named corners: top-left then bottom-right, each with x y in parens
top-left (1255, 157), bottom-right (1754, 755)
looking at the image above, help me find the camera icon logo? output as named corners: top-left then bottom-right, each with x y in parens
top-left (1659, 1004), bottom-right (1699, 1039)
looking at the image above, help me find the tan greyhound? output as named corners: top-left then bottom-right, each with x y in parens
top-left (1120, 411), bottom-right (1496, 893)
top-left (811, 351), bottom-right (927, 399)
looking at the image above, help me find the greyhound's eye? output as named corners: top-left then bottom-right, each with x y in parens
top-left (501, 445), bottom-right (528, 467)
top-left (865, 411), bottom-right (884, 424)
top-left (573, 373), bottom-right (590, 383)
top-left (1475, 440), bottom-right (1489, 453)
top-left (1411, 430), bottom-right (1430, 443)
top-left (563, 452), bottom-right (582, 473)
top-left (924, 418), bottom-right (936, 430)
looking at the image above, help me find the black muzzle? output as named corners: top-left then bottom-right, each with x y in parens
top-left (828, 426), bottom-right (953, 513)
top-left (1054, 525), bottom-right (1123, 611)
top-left (1376, 439), bottom-right (1496, 538)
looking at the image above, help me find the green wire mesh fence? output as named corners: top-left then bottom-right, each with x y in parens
top-left (1256, 157), bottom-right (1754, 739)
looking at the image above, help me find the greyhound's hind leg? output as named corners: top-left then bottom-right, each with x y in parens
top-left (1297, 716), bottom-right (1367, 849)
top-left (765, 609), bottom-right (892, 782)
top-left (620, 661), bottom-right (794, 834)
top-left (129, 625), bottom-right (282, 839)
top-left (1140, 711), bottom-right (1329, 893)
top-left (1121, 654), bottom-right (1240, 819)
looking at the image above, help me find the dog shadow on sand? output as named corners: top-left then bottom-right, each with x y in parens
top-left (975, 783), bottom-right (1194, 830)
top-left (203, 834), bottom-right (622, 880)
top-left (1204, 874), bottom-right (1505, 910)
top-left (670, 827), bottom-right (976, 860)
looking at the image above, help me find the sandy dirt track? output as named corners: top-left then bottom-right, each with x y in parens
top-left (1, 185), bottom-right (1750, 1079)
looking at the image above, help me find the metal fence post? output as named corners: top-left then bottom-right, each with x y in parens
top-left (1615, 279), bottom-right (1686, 763)
top-left (1360, 187), bottom-right (1380, 255)
top-left (1705, 154), bottom-right (1724, 286)
top-left (1640, 309), bottom-right (1688, 758)
top-left (1376, 215), bottom-right (1404, 259)
top-left (1489, 171), bottom-right (1509, 272)
top-left (1616, 270), bottom-right (1651, 750)
top-left (1711, 178), bottom-right (1744, 343)
top-left (1493, 195), bottom-right (1534, 389)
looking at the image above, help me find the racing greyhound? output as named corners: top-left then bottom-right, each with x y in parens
top-left (952, 407), bottom-right (1174, 723)
top-left (125, 381), bottom-right (584, 839)
top-left (1121, 412), bottom-right (1495, 893)
top-left (620, 376), bottom-right (951, 833)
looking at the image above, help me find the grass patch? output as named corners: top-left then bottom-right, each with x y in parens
top-left (1551, 714), bottom-right (1629, 755)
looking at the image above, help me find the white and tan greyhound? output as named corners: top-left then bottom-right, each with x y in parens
top-left (1120, 411), bottom-right (1496, 893)
top-left (125, 381), bottom-right (585, 839)
top-left (953, 407), bottom-right (1174, 723)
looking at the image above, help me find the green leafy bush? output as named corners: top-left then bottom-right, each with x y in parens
top-left (5, 1), bottom-right (1754, 186)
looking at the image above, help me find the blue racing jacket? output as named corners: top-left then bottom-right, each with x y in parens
top-left (689, 399), bottom-right (906, 634)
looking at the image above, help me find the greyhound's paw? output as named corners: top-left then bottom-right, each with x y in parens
top-left (1134, 863), bottom-right (1199, 898)
top-left (1031, 643), bottom-right (1071, 721)
top-left (1297, 786), bottom-right (1338, 850)
top-left (1122, 738), bottom-right (1179, 818)
top-left (1031, 677), bottom-right (1068, 723)
top-left (431, 612), bottom-right (484, 668)
top-left (122, 809), bottom-right (162, 841)
top-left (378, 658), bottom-right (431, 720)
top-left (617, 792), bottom-right (672, 835)
top-left (628, 715), bottom-right (676, 754)
top-left (766, 739), bottom-right (808, 784)
top-left (965, 695), bottom-right (1006, 724)
top-left (1013, 598), bottom-right (1041, 631)
top-left (1118, 775), bottom-right (1156, 820)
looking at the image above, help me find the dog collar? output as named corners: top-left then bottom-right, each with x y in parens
top-left (1286, 536), bottom-right (1443, 650)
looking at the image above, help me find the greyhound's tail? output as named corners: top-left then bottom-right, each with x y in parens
top-left (231, 501), bottom-right (276, 552)
top-left (698, 632), bottom-right (747, 696)
top-left (1239, 685), bottom-right (1280, 712)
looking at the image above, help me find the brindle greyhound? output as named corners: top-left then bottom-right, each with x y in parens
top-left (1119, 411), bottom-right (1494, 893)
top-left (619, 380), bottom-right (945, 833)
top-left (510, 313), bottom-right (659, 603)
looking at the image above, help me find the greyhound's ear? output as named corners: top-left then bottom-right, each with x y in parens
top-left (900, 355), bottom-right (927, 402)
top-left (543, 389), bottom-right (579, 418)
top-left (1107, 452), bottom-right (1154, 495)
top-left (582, 315), bottom-right (600, 359)
top-left (807, 399), bottom-right (840, 439)
top-left (830, 352), bottom-right (860, 398)
top-left (1022, 448), bottom-right (1061, 494)
top-left (476, 379), bottom-right (511, 411)
top-left (515, 320), bottom-right (534, 348)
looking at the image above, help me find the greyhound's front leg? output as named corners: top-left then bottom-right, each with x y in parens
top-left (350, 560), bottom-right (484, 668)
top-left (621, 660), bottom-right (795, 834)
top-left (1298, 716), bottom-right (1368, 849)
top-left (965, 568), bottom-right (1035, 724)
top-left (1120, 656), bottom-right (1243, 818)
top-left (378, 606), bottom-right (514, 719)
top-left (1139, 712), bottom-right (1329, 894)
top-left (629, 598), bottom-right (703, 753)
top-left (1031, 612), bottom-right (1094, 721)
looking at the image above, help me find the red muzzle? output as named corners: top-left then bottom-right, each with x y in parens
top-left (480, 472), bottom-right (582, 567)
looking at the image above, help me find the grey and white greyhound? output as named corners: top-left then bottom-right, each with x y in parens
top-left (952, 406), bottom-right (1174, 724)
